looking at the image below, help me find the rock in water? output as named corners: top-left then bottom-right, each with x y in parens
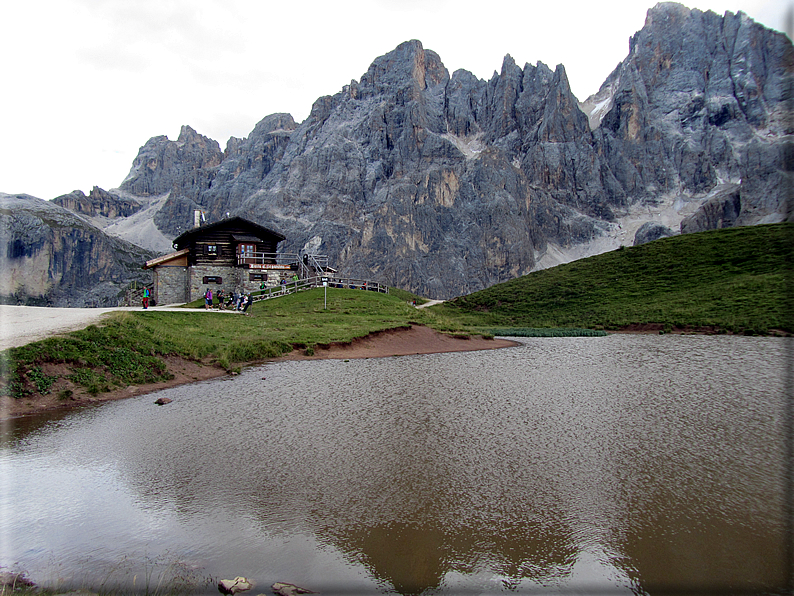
top-left (218, 577), bottom-right (254, 594)
top-left (271, 582), bottom-right (316, 596)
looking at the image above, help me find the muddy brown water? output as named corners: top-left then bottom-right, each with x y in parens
top-left (0, 335), bottom-right (789, 595)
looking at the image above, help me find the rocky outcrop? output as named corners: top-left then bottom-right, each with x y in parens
top-left (52, 186), bottom-right (141, 219)
top-left (110, 4), bottom-right (791, 299)
top-left (0, 194), bottom-right (156, 306)
top-left (587, 3), bottom-right (792, 225)
top-left (633, 221), bottom-right (675, 245)
top-left (679, 185), bottom-right (742, 233)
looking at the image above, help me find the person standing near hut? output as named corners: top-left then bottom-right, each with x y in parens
top-left (142, 287), bottom-right (150, 309)
top-left (205, 287), bottom-right (213, 310)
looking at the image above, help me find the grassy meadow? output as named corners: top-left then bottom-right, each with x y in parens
top-left (438, 222), bottom-right (793, 335)
top-left (2, 222), bottom-right (791, 402)
top-left (1, 287), bottom-right (452, 400)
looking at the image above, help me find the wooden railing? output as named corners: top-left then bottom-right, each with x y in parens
top-left (251, 275), bottom-right (388, 303)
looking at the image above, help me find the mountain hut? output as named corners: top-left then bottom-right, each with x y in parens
top-left (143, 216), bottom-right (287, 305)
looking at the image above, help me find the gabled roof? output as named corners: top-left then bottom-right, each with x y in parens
top-left (172, 216), bottom-right (286, 249)
top-left (143, 248), bottom-right (190, 269)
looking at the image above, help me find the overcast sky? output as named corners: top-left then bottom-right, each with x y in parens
top-left (1, 0), bottom-right (790, 201)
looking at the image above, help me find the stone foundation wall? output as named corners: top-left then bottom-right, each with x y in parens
top-left (186, 266), bottom-right (300, 303)
top-left (153, 266), bottom-right (188, 305)
top-left (188, 265), bottom-right (238, 303)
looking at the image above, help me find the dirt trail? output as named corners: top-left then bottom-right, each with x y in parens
top-left (416, 299), bottom-right (445, 309)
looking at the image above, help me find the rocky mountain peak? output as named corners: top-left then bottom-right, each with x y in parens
top-left (51, 4), bottom-right (790, 301)
top-left (358, 39), bottom-right (449, 97)
top-left (120, 125), bottom-right (223, 199)
top-left (177, 125), bottom-right (222, 154)
top-left (499, 54), bottom-right (518, 77)
top-left (250, 113), bottom-right (297, 136)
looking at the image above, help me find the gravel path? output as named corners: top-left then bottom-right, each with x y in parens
top-left (0, 305), bottom-right (237, 351)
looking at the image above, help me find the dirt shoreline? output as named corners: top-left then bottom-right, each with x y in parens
top-left (0, 326), bottom-right (519, 420)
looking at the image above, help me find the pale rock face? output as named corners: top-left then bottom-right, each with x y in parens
top-left (0, 194), bottom-right (155, 306)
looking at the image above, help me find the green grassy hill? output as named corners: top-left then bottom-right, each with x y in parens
top-left (1, 288), bottom-right (441, 400)
top-left (434, 223), bottom-right (793, 334)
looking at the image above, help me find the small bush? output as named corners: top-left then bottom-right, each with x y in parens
top-left (68, 368), bottom-right (112, 395)
top-left (26, 367), bottom-right (57, 394)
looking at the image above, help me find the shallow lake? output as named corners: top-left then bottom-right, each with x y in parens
top-left (1, 334), bottom-right (789, 595)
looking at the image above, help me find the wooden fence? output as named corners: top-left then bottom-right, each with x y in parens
top-left (251, 275), bottom-right (388, 303)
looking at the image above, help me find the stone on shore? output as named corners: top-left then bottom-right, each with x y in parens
top-left (155, 397), bottom-right (173, 405)
top-left (218, 577), bottom-right (254, 594)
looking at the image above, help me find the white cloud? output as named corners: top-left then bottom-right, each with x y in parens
top-left (0, 0), bottom-right (790, 200)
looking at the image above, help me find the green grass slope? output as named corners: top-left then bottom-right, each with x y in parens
top-left (1, 288), bottom-right (454, 401)
top-left (435, 223), bottom-right (793, 334)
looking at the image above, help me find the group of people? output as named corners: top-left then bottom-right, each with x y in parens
top-left (200, 274), bottom-right (300, 311)
top-left (278, 273), bottom-right (300, 294)
top-left (204, 288), bottom-right (252, 313)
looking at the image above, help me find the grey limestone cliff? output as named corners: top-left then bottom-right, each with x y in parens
top-left (0, 194), bottom-right (156, 306)
top-left (53, 186), bottom-right (141, 219)
top-left (103, 3), bottom-right (794, 298)
top-left (586, 2), bottom-right (792, 228)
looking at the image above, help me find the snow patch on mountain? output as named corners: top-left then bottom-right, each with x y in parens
top-left (534, 188), bottom-right (715, 270)
top-left (580, 82), bottom-right (616, 131)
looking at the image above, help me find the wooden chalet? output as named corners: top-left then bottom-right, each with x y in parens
top-left (172, 216), bottom-right (285, 268)
top-left (144, 216), bottom-right (287, 305)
